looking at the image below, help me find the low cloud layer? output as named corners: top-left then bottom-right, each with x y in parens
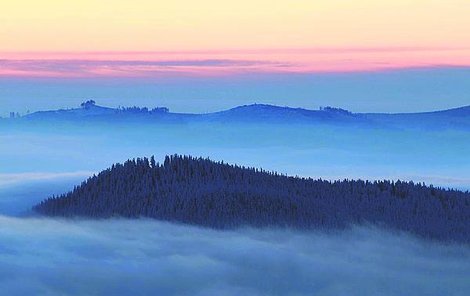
top-left (0, 171), bottom-right (92, 188)
top-left (0, 176), bottom-right (88, 216)
top-left (0, 58), bottom-right (289, 78)
top-left (0, 216), bottom-right (469, 296)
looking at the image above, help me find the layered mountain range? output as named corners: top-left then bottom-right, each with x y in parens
top-left (5, 100), bottom-right (470, 129)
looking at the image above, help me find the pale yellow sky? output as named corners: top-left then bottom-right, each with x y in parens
top-left (1, 0), bottom-right (470, 52)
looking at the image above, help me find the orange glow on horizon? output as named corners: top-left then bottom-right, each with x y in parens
top-left (1, 1), bottom-right (470, 76)
top-left (1, 47), bottom-right (470, 78)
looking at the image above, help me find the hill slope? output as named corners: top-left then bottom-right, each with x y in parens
top-left (200, 104), bottom-right (362, 124)
top-left (34, 155), bottom-right (470, 243)
top-left (14, 101), bottom-right (470, 129)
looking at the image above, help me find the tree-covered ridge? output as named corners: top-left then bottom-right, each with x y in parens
top-left (34, 155), bottom-right (470, 243)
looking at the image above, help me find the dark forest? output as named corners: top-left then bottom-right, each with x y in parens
top-left (34, 155), bottom-right (470, 243)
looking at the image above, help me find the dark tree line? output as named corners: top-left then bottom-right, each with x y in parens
top-left (33, 155), bottom-right (470, 243)
top-left (79, 100), bottom-right (169, 114)
top-left (116, 106), bottom-right (169, 114)
top-left (319, 106), bottom-right (352, 115)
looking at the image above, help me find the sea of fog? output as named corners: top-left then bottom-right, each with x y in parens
top-left (1, 118), bottom-right (470, 295)
top-left (1, 175), bottom-right (469, 295)
top-left (1, 215), bottom-right (469, 296)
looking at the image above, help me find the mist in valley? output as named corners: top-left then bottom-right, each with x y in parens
top-left (1, 215), bottom-right (469, 296)
top-left (1, 107), bottom-right (469, 295)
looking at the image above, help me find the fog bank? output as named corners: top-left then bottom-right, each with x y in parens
top-left (0, 216), bottom-right (469, 296)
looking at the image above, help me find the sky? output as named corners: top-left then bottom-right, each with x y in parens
top-left (2, 0), bottom-right (470, 52)
top-left (1, 0), bottom-right (469, 112)
top-left (2, 0), bottom-right (470, 74)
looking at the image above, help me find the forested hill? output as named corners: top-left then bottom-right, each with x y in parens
top-left (34, 155), bottom-right (470, 243)
top-left (8, 101), bottom-right (470, 130)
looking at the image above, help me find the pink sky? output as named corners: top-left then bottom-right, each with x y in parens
top-left (2, 1), bottom-right (470, 77)
top-left (1, 47), bottom-right (470, 78)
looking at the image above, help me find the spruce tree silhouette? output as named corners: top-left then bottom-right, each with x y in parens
top-left (34, 155), bottom-right (470, 243)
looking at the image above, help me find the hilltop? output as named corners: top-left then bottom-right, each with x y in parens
top-left (19, 101), bottom-right (359, 124)
top-left (34, 155), bottom-right (470, 243)
top-left (4, 101), bottom-right (467, 129)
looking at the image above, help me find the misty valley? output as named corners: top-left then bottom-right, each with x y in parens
top-left (4, 2), bottom-right (470, 294)
top-left (1, 102), bottom-right (469, 295)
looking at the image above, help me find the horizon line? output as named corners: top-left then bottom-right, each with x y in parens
top-left (7, 100), bottom-right (470, 118)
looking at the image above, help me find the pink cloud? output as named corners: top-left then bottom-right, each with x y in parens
top-left (1, 47), bottom-right (470, 78)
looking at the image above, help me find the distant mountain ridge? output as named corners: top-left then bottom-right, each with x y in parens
top-left (205, 104), bottom-right (360, 123)
top-left (6, 101), bottom-right (470, 129)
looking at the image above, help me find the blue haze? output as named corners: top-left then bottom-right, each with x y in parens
top-left (1, 67), bottom-right (470, 117)
top-left (0, 69), bottom-right (469, 295)
top-left (2, 119), bottom-right (469, 191)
